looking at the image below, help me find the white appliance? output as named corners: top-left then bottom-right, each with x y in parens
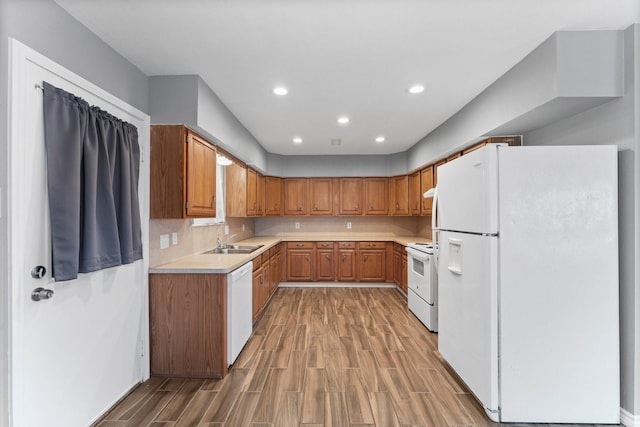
top-left (406, 242), bottom-right (437, 332)
top-left (227, 261), bottom-right (253, 365)
top-left (430, 144), bottom-right (619, 423)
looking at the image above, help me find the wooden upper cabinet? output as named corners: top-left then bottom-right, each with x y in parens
top-left (186, 133), bottom-right (217, 217)
top-left (265, 176), bottom-right (282, 216)
top-left (309, 178), bottom-right (334, 215)
top-left (389, 175), bottom-right (409, 216)
top-left (420, 166), bottom-right (433, 216)
top-left (225, 162), bottom-right (247, 217)
top-left (256, 173), bottom-right (265, 216)
top-left (409, 171), bottom-right (421, 216)
top-left (339, 178), bottom-right (363, 215)
top-left (150, 125), bottom-right (216, 218)
top-left (246, 168), bottom-right (258, 216)
top-left (446, 152), bottom-right (461, 162)
top-left (364, 177), bottom-right (388, 216)
top-left (284, 178), bottom-right (308, 215)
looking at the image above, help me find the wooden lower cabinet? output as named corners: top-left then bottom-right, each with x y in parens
top-left (358, 242), bottom-right (387, 282)
top-left (253, 245), bottom-right (282, 322)
top-left (283, 240), bottom-right (393, 283)
top-left (286, 242), bottom-right (314, 281)
top-left (316, 246), bottom-right (336, 281)
top-left (337, 242), bottom-right (357, 281)
top-left (149, 273), bottom-right (228, 378)
top-left (393, 243), bottom-right (408, 293)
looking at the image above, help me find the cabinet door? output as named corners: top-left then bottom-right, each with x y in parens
top-left (337, 249), bottom-right (357, 281)
top-left (287, 250), bottom-right (313, 281)
top-left (284, 178), bottom-right (308, 215)
top-left (186, 133), bottom-right (217, 217)
top-left (393, 247), bottom-right (402, 285)
top-left (420, 166), bottom-right (434, 216)
top-left (401, 253), bottom-right (408, 293)
top-left (252, 267), bottom-right (263, 321)
top-left (256, 173), bottom-right (265, 216)
top-left (225, 163), bottom-right (248, 217)
top-left (390, 175), bottom-right (409, 216)
top-left (339, 178), bottom-right (362, 215)
top-left (265, 176), bottom-right (282, 216)
top-left (246, 168), bottom-right (257, 216)
top-left (261, 262), bottom-right (270, 307)
top-left (270, 253), bottom-right (279, 294)
top-left (364, 177), bottom-right (388, 215)
top-left (409, 171), bottom-right (422, 216)
top-left (316, 247), bottom-right (335, 281)
top-left (309, 178), bottom-right (334, 215)
top-left (358, 250), bottom-right (386, 281)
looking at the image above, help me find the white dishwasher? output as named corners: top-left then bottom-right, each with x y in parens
top-left (227, 261), bottom-right (253, 365)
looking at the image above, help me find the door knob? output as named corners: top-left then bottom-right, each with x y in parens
top-left (31, 287), bottom-right (54, 302)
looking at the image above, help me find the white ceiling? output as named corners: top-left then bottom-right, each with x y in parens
top-left (54, 0), bottom-right (638, 156)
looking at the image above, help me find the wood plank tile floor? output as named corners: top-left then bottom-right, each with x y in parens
top-left (94, 287), bottom-right (620, 427)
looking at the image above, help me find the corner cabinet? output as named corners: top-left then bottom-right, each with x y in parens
top-left (151, 125), bottom-right (216, 218)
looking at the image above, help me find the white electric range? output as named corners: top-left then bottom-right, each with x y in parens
top-left (406, 242), bottom-right (437, 332)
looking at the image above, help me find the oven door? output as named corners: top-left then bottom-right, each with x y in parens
top-left (406, 247), bottom-right (433, 304)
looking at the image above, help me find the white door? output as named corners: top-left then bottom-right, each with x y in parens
top-left (437, 231), bottom-right (499, 419)
top-left (8, 40), bottom-right (150, 427)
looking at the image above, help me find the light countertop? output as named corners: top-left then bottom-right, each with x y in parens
top-left (149, 234), bottom-right (430, 274)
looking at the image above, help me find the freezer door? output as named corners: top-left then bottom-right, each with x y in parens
top-left (436, 145), bottom-right (498, 234)
top-left (438, 231), bottom-right (499, 419)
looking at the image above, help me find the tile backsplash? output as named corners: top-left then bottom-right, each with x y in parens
top-left (149, 217), bottom-right (254, 267)
top-left (150, 215), bottom-right (432, 267)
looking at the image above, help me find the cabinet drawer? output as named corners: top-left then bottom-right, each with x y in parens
top-left (287, 241), bottom-right (314, 249)
top-left (253, 255), bottom-right (262, 270)
top-left (358, 241), bottom-right (386, 249)
top-left (262, 253), bottom-right (270, 264)
top-left (338, 241), bottom-right (356, 249)
top-left (316, 241), bottom-right (335, 249)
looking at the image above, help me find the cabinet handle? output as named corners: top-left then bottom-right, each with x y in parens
top-left (313, 204), bottom-right (318, 211)
top-left (297, 243), bottom-right (304, 247)
top-left (395, 203), bottom-right (399, 209)
top-left (364, 255), bottom-right (368, 262)
top-left (275, 203), bottom-right (279, 210)
top-left (342, 255), bottom-right (346, 262)
top-left (304, 255), bottom-right (309, 261)
top-left (369, 205), bottom-right (373, 211)
top-left (325, 254), bottom-right (331, 260)
top-left (298, 206), bottom-right (302, 211)
top-left (368, 243), bottom-right (374, 247)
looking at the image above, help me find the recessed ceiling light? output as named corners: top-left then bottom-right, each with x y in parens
top-left (273, 86), bottom-right (288, 96)
top-left (408, 85), bottom-right (425, 94)
top-left (375, 136), bottom-right (385, 143)
top-left (293, 137), bottom-right (303, 144)
top-left (337, 116), bottom-right (350, 125)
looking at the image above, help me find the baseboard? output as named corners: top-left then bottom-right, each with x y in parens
top-left (279, 281), bottom-right (396, 288)
top-left (621, 407), bottom-right (640, 427)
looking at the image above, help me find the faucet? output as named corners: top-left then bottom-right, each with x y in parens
top-left (217, 233), bottom-right (238, 249)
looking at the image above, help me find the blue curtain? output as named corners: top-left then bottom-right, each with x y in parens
top-left (42, 82), bottom-right (142, 281)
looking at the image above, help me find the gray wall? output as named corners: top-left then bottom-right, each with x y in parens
top-left (267, 152), bottom-right (408, 177)
top-left (523, 24), bottom-right (639, 415)
top-left (149, 75), bottom-right (269, 172)
top-left (0, 1), bottom-right (149, 426)
top-left (407, 30), bottom-right (624, 171)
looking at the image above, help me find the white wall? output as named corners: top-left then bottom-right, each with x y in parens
top-left (267, 152), bottom-right (408, 177)
top-left (522, 24), bottom-right (638, 417)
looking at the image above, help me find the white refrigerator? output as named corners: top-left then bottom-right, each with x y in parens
top-left (432, 144), bottom-right (619, 423)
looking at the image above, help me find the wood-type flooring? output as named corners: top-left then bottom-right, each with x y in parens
top-left (94, 287), bottom-right (620, 427)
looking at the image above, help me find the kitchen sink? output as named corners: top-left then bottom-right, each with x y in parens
top-left (202, 244), bottom-right (264, 255)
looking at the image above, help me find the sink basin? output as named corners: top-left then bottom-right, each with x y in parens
top-left (202, 244), bottom-right (264, 255)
